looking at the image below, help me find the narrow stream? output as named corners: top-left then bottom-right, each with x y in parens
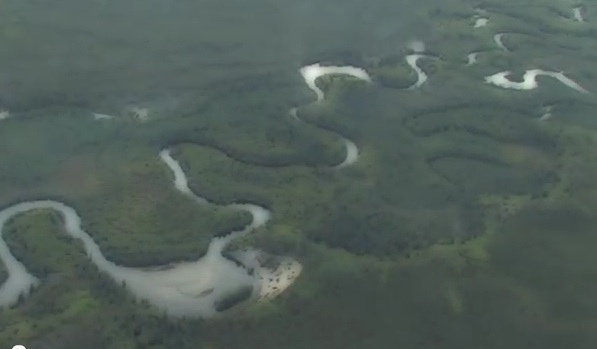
top-left (484, 69), bottom-right (590, 94)
top-left (293, 63), bottom-right (372, 168)
top-left (494, 33), bottom-right (509, 51)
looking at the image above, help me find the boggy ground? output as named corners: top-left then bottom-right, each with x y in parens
top-left (1, 0), bottom-right (597, 348)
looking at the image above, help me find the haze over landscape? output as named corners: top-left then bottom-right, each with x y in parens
top-left (1, 0), bottom-right (597, 348)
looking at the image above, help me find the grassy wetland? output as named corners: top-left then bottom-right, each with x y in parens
top-left (1, 0), bottom-right (597, 347)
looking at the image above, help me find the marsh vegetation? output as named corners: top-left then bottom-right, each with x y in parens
top-left (1, 0), bottom-right (597, 347)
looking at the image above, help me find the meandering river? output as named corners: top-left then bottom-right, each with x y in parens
top-left (0, 63), bottom-right (374, 316)
top-left (0, 156), bottom-right (274, 317)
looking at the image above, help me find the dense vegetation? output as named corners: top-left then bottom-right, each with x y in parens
top-left (1, 0), bottom-right (597, 348)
